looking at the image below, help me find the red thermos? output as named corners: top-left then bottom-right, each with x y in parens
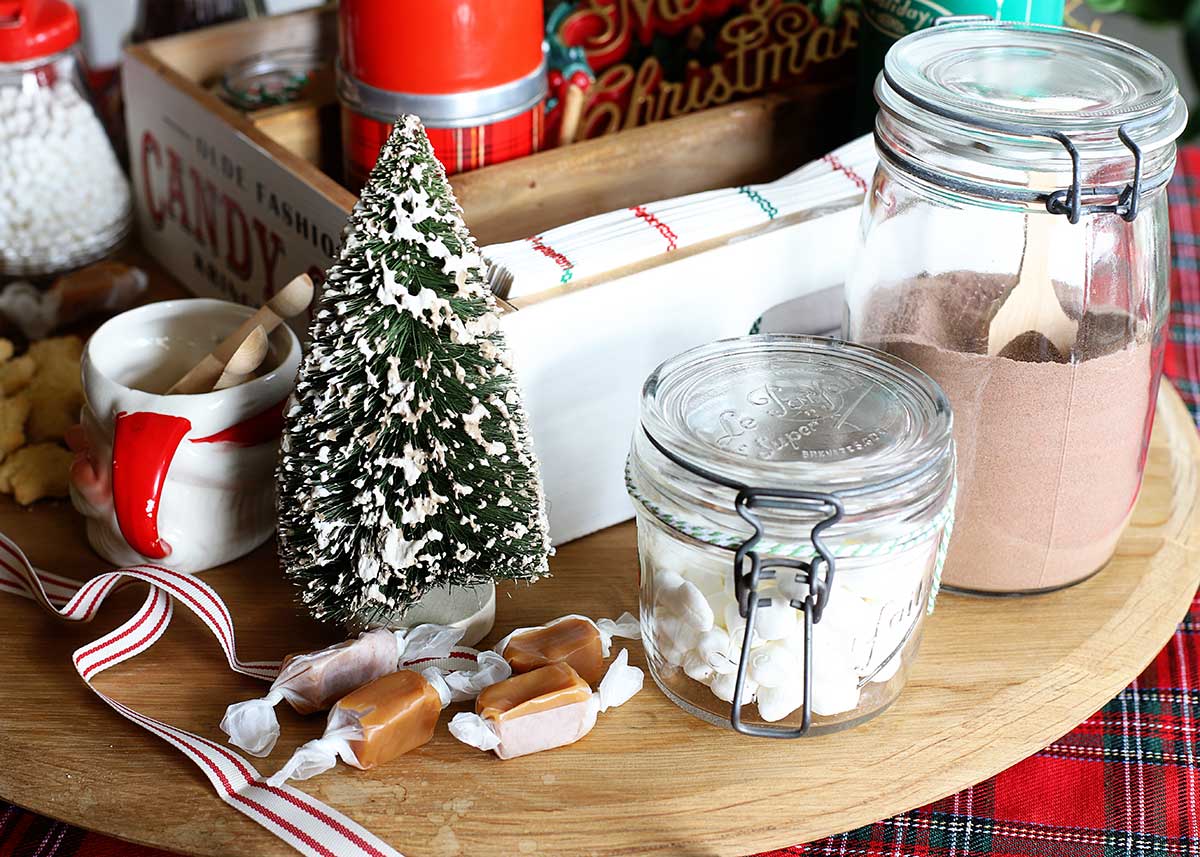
top-left (337, 0), bottom-right (547, 186)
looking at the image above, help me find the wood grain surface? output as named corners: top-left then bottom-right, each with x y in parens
top-left (0, 382), bottom-right (1197, 857)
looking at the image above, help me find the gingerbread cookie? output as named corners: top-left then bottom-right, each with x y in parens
top-left (0, 442), bottom-right (72, 505)
top-left (26, 335), bottom-right (83, 443)
top-left (0, 354), bottom-right (35, 395)
top-left (0, 392), bottom-right (31, 460)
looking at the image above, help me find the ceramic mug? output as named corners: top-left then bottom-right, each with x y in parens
top-left (70, 299), bottom-right (301, 573)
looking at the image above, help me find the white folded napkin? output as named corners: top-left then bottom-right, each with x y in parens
top-left (484, 134), bottom-right (877, 300)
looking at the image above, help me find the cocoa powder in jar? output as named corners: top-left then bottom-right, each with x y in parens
top-left (858, 272), bottom-right (1159, 592)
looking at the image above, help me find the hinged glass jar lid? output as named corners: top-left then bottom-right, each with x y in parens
top-left (627, 336), bottom-right (956, 737)
top-left (875, 20), bottom-right (1186, 222)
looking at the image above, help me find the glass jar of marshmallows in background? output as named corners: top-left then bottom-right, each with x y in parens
top-left (626, 336), bottom-right (956, 736)
top-left (1, 0), bottom-right (133, 278)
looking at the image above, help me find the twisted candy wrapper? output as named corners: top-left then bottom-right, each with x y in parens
top-left (222, 624), bottom-right (465, 756)
top-left (449, 649), bottom-right (643, 759)
top-left (268, 651), bottom-right (512, 785)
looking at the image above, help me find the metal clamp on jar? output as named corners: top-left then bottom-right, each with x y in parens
top-left (847, 21), bottom-right (1185, 595)
top-left (626, 336), bottom-right (956, 737)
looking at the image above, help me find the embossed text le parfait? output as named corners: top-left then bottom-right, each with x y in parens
top-left (626, 336), bottom-right (956, 736)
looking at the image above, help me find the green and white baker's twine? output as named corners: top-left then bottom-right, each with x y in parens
top-left (626, 460), bottom-right (958, 615)
top-left (737, 185), bottom-right (779, 220)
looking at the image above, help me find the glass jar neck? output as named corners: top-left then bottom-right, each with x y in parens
top-left (875, 77), bottom-right (1183, 220)
top-left (629, 424), bottom-right (955, 555)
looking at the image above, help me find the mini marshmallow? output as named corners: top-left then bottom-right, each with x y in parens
top-left (811, 667), bottom-right (862, 717)
top-left (654, 569), bottom-right (686, 603)
top-left (706, 590), bottom-right (736, 625)
top-left (654, 613), bottom-right (701, 667)
top-left (449, 651), bottom-right (643, 759)
top-left (682, 651), bottom-right (715, 683)
top-left (720, 604), bottom-right (765, 654)
top-left (756, 681), bottom-right (806, 722)
top-left (807, 628), bottom-right (861, 711)
top-left (773, 571), bottom-right (811, 603)
top-left (710, 670), bottom-right (758, 704)
top-left (643, 523), bottom-right (698, 573)
top-left (723, 601), bottom-right (746, 638)
top-left (818, 587), bottom-right (876, 637)
top-left (748, 641), bottom-right (800, 689)
top-left (696, 627), bottom-right (736, 673)
top-left (660, 579), bottom-right (714, 631)
top-left (221, 624), bottom-right (464, 757)
top-left (810, 625), bottom-right (858, 679)
top-left (267, 652), bottom-right (511, 785)
top-left (751, 594), bottom-right (799, 641)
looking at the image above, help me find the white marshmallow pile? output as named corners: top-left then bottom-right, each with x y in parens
top-left (0, 81), bottom-right (132, 275)
top-left (645, 525), bottom-right (939, 724)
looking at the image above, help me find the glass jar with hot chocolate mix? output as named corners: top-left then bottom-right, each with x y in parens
top-left (845, 21), bottom-right (1185, 594)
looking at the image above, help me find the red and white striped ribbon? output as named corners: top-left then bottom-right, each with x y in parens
top-left (0, 532), bottom-right (404, 857)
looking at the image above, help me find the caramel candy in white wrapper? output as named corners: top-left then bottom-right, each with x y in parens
top-left (492, 612), bottom-right (639, 685)
top-left (267, 651), bottom-right (512, 785)
top-left (449, 649), bottom-right (644, 759)
top-left (221, 624), bottom-right (464, 757)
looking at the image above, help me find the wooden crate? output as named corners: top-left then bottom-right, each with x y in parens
top-left (120, 6), bottom-right (859, 543)
top-left (125, 6), bottom-right (855, 253)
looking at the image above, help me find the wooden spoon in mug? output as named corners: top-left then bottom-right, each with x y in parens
top-left (167, 273), bottom-right (314, 395)
top-left (986, 173), bottom-right (1079, 357)
top-left (211, 326), bottom-right (269, 391)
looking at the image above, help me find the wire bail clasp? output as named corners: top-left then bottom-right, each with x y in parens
top-left (1041, 124), bottom-right (1149, 224)
top-left (729, 487), bottom-right (843, 738)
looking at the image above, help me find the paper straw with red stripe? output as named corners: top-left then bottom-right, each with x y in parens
top-left (0, 533), bottom-right (405, 857)
top-left (484, 134), bottom-right (877, 299)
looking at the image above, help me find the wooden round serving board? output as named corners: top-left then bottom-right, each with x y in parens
top-left (1, 383), bottom-right (1198, 857)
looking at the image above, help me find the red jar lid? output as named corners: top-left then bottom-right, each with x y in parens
top-left (0, 0), bottom-right (79, 64)
top-left (339, 0), bottom-right (543, 94)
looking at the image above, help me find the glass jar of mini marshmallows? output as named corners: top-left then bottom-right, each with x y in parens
top-left (627, 336), bottom-right (956, 736)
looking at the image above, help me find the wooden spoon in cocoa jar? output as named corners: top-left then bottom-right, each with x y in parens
top-left (986, 173), bottom-right (1079, 357)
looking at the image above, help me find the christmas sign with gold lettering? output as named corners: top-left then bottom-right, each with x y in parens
top-left (544, 0), bottom-right (858, 141)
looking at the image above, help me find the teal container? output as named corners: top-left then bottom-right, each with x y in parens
top-left (853, 0), bottom-right (1066, 133)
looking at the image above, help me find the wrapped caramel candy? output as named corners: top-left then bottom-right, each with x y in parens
top-left (221, 624), bottom-right (464, 756)
top-left (492, 613), bottom-right (639, 685)
top-left (267, 652), bottom-right (511, 785)
top-left (0, 262), bottom-right (148, 339)
top-left (449, 650), bottom-right (643, 759)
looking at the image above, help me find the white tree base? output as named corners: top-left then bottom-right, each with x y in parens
top-left (349, 582), bottom-right (497, 647)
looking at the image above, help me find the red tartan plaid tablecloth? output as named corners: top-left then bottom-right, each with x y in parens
top-left (5, 151), bottom-right (1200, 857)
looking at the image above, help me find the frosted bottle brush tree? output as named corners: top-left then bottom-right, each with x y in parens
top-left (277, 114), bottom-right (551, 626)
